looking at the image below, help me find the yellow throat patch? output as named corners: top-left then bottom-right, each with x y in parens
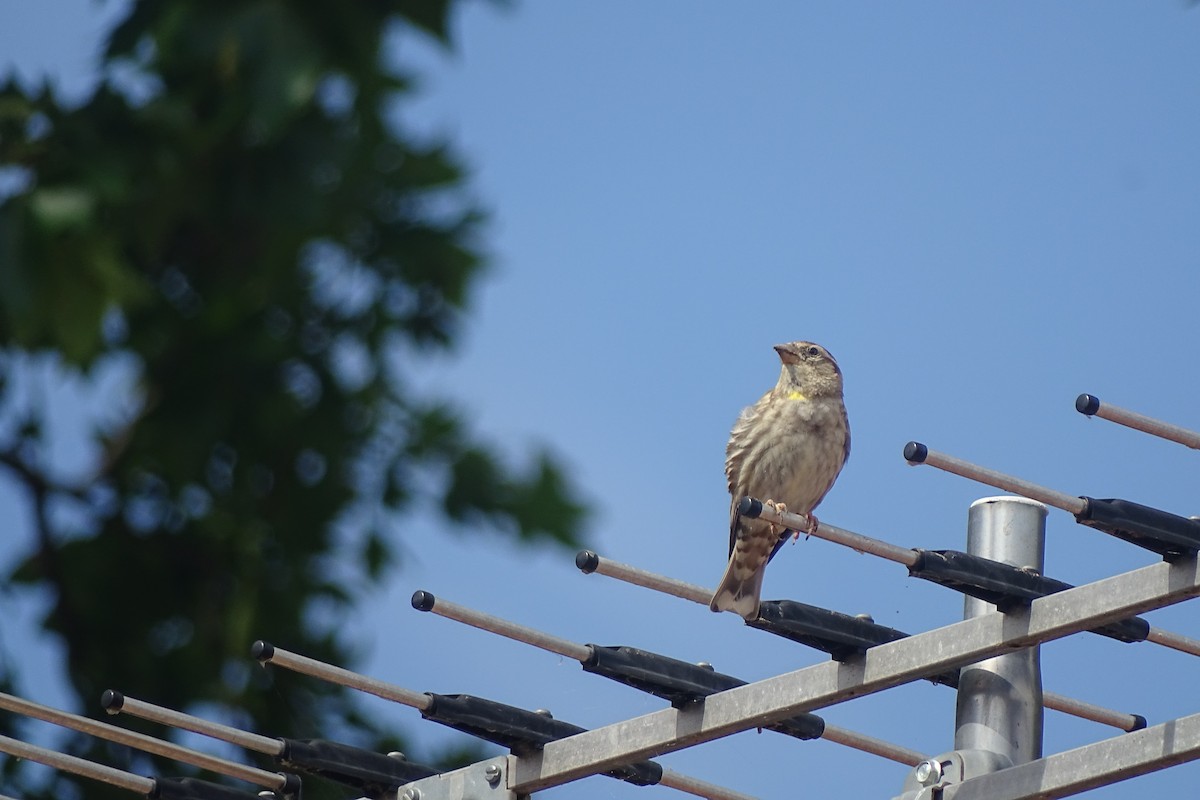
top-left (786, 390), bottom-right (808, 402)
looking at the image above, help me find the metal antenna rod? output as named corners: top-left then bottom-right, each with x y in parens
top-left (411, 590), bottom-right (592, 662)
top-left (575, 552), bottom-right (1145, 733)
top-left (575, 551), bottom-right (714, 604)
top-left (412, 590), bottom-right (929, 766)
top-left (904, 443), bottom-right (1086, 515)
top-left (0, 733), bottom-right (155, 796)
top-left (657, 768), bottom-right (759, 800)
top-left (101, 690), bottom-right (284, 756)
top-left (1076, 394), bottom-right (1200, 450)
top-left (252, 641), bottom-right (432, 711)
top-left (1144, 627), bottom-right (1200, 658)
top-left (0, 691), bottom-right (289, 791)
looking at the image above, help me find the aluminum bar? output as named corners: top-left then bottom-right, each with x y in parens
top-left (657, 767), bottom-right (760, 800)
top-left (941, 709), bottom-right (1200, 799)
top-left (820, 725), bottom-right (926, 765)
top-left (0, 692), bottom-right (286, 790)
top-left (1040, 693), bottom-right (1143, 732)
top-left (252, 641), bottom-right (431, 711)
top-left (0, 733), bottom-right (155, 795)
top-left (904, 443), bottom-right (1086, 515)
top-left (576, 551), bottom-right (713, 604)
top-left (509, 554), bottom-right (1200, 792)
top-left (410, 591), bottom-right (592, 662)
top-left (1145, 626), bottom-right (1200, 657)
top-left (101, 690), bottom-right (284, 756)
top-left (1076, 394), bottom-right (1200, 450)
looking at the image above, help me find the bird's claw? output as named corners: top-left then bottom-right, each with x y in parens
top-left (792, 512), bottom-right (820, 541)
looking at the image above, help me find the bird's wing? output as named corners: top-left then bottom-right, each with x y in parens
top-left (724, 389), bottom-right (774, 556)
top-left (724, 389), bottom-right (773, 496)
top-left (841, 403), bottom-right (852, 466)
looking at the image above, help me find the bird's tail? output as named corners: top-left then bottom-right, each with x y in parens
top-left (709, 559), bottom-right (765, 621)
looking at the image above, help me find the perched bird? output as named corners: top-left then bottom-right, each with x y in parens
top-left (710, 341), bottom-right (850, 620)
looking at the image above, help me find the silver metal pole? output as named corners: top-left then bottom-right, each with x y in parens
top-left (954, 496), bottom-right (1046, 766)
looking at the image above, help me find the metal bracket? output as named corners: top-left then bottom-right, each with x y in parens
top-left (892, 749), bottom-right (1013, 800)
top-left (395, 756), bottom-right (520, 800)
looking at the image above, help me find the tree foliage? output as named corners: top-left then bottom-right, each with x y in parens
top-left (0, 1), bottom-right (585, 797)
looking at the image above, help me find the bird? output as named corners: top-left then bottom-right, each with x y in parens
top-left (710, 341), bottom-right (850, 620)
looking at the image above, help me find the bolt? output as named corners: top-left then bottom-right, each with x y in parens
top-left (914, 759), bottom-right (943, 787)
top-left (695, 661), bottom-right (715, 671)
top-left (484, 763), bottom-right (502, 784)
top-left (387, 751), bottom-right (407, 760)
top-left (534, 708), bottom-right (554, 718)
top-left (402, 789), bottom-right (421, 800)
top-left (854, 613), bottom-right (875, 623)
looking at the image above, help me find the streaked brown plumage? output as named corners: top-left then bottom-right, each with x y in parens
top-left (710, 341), bottom-right (850, 620)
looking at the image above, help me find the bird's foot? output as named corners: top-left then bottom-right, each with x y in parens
top-left (764, 499), bottom-right (788, 537)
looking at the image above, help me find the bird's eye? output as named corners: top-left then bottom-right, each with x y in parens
top-left (806, 346), bottom-right (820, 357)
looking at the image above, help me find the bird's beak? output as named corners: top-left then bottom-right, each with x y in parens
top-left (774, 343), bottom-right (801, 365)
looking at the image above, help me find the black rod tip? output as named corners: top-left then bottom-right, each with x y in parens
top-left (251, 640), bottom-right (275, 663)
top-left (575, 550), bottom-right (600, 573)
top-left (737, 496), bottom-right (763, 518)
top-left (1076, 393), bottom-right (1101, 416)
top-left (100, 689), bottom-right (124, 713)
top-left (411, 590), bottom-right (436, 611)
top-left (1130, 714), bottom-right (1148, 731)
top-left (903, 441), bottom-right (928, 464)
top-left (280, 773), bottom-right (303, 798)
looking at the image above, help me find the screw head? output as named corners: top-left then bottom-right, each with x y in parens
top-left (484, 763), bottom-right (502, 784)
top-left (402, 789), bottom-right (422, 800)
top-left (914, 759), bottom-right (943, 786)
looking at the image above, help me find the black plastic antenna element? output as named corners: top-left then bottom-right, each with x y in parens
top-left (1075, 498), bottom-right (1200, 560)
top-left (750, 601), bottom-right (906, 661)
top-left (149, 778), bottom-right (273, 800)
top-left (581, 645), bottom-right (825, 740)
top-left (748, 601), bottom-right (959, 687)
top-left (278, 739), bottom-right (438, 799)
top-left (909, 550), bottom-right (1150, 643)
top-left (421, 694), bottom-right (663, 786)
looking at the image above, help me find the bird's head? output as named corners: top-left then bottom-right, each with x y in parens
top-left (774, 341), bottom-right (843, 397)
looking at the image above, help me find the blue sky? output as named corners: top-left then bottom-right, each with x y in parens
top-left (3, 2), bottom-right (1200, 798)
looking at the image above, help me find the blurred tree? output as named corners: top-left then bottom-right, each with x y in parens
top-left (0, 1), bottom-right (586, 797)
